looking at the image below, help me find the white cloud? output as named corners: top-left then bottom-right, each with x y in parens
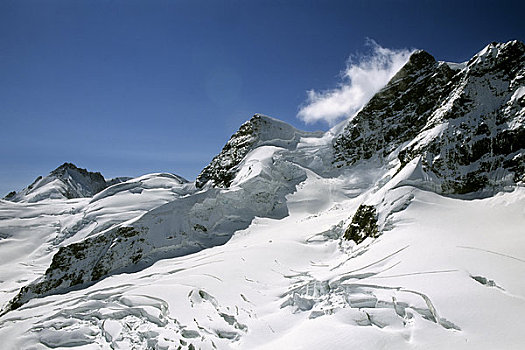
top-left (297, 40), bottom-right (413, 126)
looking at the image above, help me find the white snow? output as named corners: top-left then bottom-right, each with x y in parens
top-left (0, 173), bottom-right (191, 308)
top-left (511, 86), bottom-right (525, 102)
top-left (1, 156), bottom-right (524, 349)
top-left (444, 61), bottom-right (467, 71)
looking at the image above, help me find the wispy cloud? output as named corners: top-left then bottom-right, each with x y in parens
top-left (297, 40), bottom-right (413, 126)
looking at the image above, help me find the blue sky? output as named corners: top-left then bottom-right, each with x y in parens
top-left (1, 0), bottom-right (524, 196)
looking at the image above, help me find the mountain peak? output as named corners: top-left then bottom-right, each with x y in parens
top-left (196, 114), bottom-right (321, 189)
top-left (195, 114), bottom-right (281, 189)
top-left (333, 47), bottom-right (453, 166)
top-left (467, 40), bottom-right (525, 74)
top-left (480, 39), bottom-right (524, 54)
top-left (407, 49), bottom-right (435, 66)
top-left (4, 163), bottom-right (117, 202)
top-left (334, 40), bottom-right (525, 194)
top-left (51, 162), bottom-right (79, 173)
top-left (50, 162), bottom-right (105, 182)
top-left (387, 49), bottom-right (439, 86)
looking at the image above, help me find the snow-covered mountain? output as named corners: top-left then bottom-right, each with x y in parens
top-left (0, 40), bottom-right (524, 349)
top-left (334, 40), bottom-right (525, 195)
top-left (196, 115), bottom-right (324, 189)
top-left (4, 162), bottom-right (132, 203)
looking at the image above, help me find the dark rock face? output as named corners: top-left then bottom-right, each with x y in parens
top-left (334, 41), bottom-right (525, 194)
top-left (51, 162), bottom-right (104, 181)
top-left (3, 226), bottom-right (147, 313)
top-left (4, 191), bottom-right (16, 200)
top-left (333, 50), bottom-right (456, 165)
top-left (343, 204), bottom-right (378, 244)
top-left (51, 162), bottom-right (108, 198)
top-left (196, 117), bottom-right (258, 189)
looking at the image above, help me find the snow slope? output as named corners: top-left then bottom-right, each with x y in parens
top-left (0, 173), bottom-right (190, 309)
top-left (1, 176), bottom-right (524, 349)
top-left (0, 40), bottom-right (524, 349)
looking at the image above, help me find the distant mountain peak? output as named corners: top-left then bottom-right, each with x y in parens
top-left (54, 161), bottom-right (77, 169)
top-left (4, 163), bottom-right (124, 202)
top-left (51, 162), bottom-right (104, 181)
top-left (51, 162), bottom-right (81, 174)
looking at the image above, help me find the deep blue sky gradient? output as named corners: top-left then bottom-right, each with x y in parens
top-left (1, 0), bottom-right (524, 196)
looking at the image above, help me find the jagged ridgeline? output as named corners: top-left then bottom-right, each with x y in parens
top-left (195, 117), bottom-right (257, 188)
top-left (334, 41), bottom-right (525, 194)
top-left (4, 162), bottom-right (130, 202)
top-left (195, 114), bottom-right (318, 188)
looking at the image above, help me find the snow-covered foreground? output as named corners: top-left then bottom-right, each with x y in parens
top-left (1, 177), bottom-right (524, 349)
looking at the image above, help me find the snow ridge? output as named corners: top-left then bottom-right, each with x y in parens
top-left (196, 114), bottom-right (323, 189)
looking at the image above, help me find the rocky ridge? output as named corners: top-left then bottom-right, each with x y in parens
top-left (334, 40), bottom-right (525, 194)
top-left (196, 114), bottom-right (322, 188)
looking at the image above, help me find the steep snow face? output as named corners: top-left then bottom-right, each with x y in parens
top-left (334, 41), bottom-right (525, 195)
top-left (196, 114), bottom-right (323, 188)
top-left (4, 163), bottom-right (131, 203)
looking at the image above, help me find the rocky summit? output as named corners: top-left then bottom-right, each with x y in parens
top-left (334, 40), bottom-right (525, 195)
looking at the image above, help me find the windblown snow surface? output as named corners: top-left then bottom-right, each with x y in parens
top-left (1, 41), bottom-right (524, 349)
